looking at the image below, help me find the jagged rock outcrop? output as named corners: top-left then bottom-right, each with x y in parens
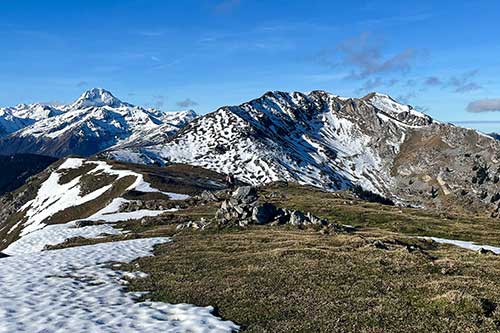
top-left (214, 186), bottom-right (331, 228)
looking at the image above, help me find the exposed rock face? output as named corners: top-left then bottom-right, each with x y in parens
top-left (252, 203), bottom-right (277, 224)
top-left (105, 90), bottom-right (500, 216)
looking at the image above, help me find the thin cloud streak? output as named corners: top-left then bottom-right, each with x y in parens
top-left (466, 99), bottom-right (500, 113)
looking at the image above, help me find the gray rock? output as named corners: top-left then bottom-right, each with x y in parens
top-left (201, 190), bottom-right (218, 202)
top-left (252, 203), bottom-right (278, 224)
top-left (289, 210), bottom-right (307, 226)
top-left (233, 204), bottom-right (246, 215)
top-left (373, 240), bottom-right (389, 250)
top-left (273, 208), bottom-right (291, 224)
top-left (74, 220), bottom-right (101, 228)
top-left (231, 186), bottom-right (258, 204)
top-left (176, 219), bottom-right (210, 231)
top-left (306, 212), bottom-right (328, 226)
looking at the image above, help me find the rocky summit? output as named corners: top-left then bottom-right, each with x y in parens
top-left (104, 90), bottom-right (500, 217)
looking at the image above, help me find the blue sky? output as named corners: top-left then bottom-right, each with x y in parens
top-left (0, 0), bottom-right (499, 132)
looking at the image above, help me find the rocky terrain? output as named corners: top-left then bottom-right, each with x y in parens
top-left (2, 89), bottom-right (498, 217)
top-left (103, 90), bottom-right (500, 217)
top-left (0, 157), bottom-right (227, 252)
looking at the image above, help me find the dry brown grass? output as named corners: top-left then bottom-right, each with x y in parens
top-left (123, 227), bottom-right (500, 332)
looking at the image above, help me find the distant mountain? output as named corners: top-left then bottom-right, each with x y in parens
top-left (0, 88), bottom-right (196, 157)
top-left (104, 90), bottom-right (500, 216)
top-left (0, 154), bottom-right (57, 196)
top-left (0, 103), bottom-right (64, 138)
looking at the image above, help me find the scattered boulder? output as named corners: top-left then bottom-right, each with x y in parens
top-left (200, 190), bottom-right (218, 202)
top-left (252, 203), bottom-right (278, 224)
top-left (215, 186), bottom-right (339, 230)
top-left (373, 240), bottom-right (389, 250)
top-left (74, 220), bottom-right (103, 228)
top-left (288, 210), bottom-right (307, 226)
top-left (231, 186), bottom-right (258, 205)
top-left (480, 248), bottom-right (497, 255)
top-left (176, 218), bottom-right (210, 231)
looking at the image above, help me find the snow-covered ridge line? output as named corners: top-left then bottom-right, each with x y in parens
top-left (14, 157), bottom-right (190, 241)
top-left (0, 237), bottom-right (239, 332)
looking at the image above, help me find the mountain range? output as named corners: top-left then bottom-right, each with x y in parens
top-left (1, 88), bottom-right (499, 217)
top-left (0, 88), bottom-right (196, 157)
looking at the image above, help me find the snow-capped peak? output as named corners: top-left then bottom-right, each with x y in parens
top-left (71, 88), bottom-right (130, 109)
top-left (363, 92), bottom-right (432, 127)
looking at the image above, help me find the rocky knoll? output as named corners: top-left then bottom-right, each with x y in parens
top-left (179, 186), bottom-right (354, 233)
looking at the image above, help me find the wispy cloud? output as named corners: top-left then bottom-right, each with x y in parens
top-left (313, 33), bottom-right (423, 81)
top-left (357, 77), bottom-right (384, 93)
top-left (397, 91), bottom-right (417, 104)
top-left (76, 81), bottom-right (88, 88)
top-left (466, 99), bottom-right (500, 113)
top-left (424, 76), bottom-right (442, 86)
top-left (152, 95), bottom-right (165, 109)
top-left (448, 70), bottom-right (482, 93)
top-left (176, 98), bottom-right (198, 108)
top-left (339, 33), bottom-right (419, 79)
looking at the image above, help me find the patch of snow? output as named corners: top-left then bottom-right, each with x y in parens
top-left (6, 197), bottom-right (176, 255)
top-left (3, 221), bottom-right (121, 256)
top-left (59, 157), bottom-right (85, 169)
top-left (0, 238), bottom-right (239, 333)
top-left (19, 161), bottom-right (113, 236)
top-left (420, 237), bottom-right (500, 254)
top-left (134, 180), bottom-right (191, 200)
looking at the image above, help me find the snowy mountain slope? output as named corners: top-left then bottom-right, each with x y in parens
top-left (0, 157), bottom-right (236, 332)
top-left (0, 157), bottom-right (227, 253)
top-left (107, 90), bottom-right (429, 192)
top-left (0, 103), bottom-right (64, 138)
top-left (105, 90), bottom-right (500, 216)
top-left (0, 109), bottom-right (34, 138)
top-left (0, 88), bottom-right (196, 157)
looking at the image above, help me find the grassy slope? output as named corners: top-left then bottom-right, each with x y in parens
top-left (261, 183), bottom-right (500, 245)
top-left (109, 183), bottom-right (500, 332)
top-left (125, 228), bottom-right (500, 332)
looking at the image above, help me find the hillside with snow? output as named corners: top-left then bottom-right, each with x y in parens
top-left (0, 88), bottom-right (196, 157)
top-left (0, 157), bottom-right (237, 332)
top-left (105, 90), bottom-right (500, 217)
